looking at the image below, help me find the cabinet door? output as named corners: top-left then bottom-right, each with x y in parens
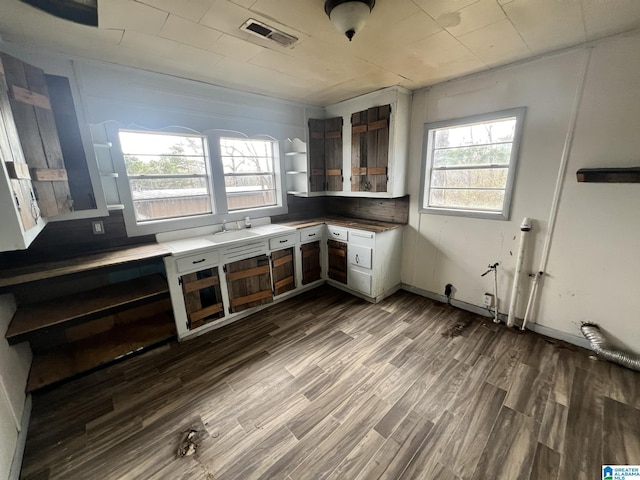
top-left (308, 118), bottom-right (326, 192)
top-left (324, 117), bottom-right (343, 192)
top-left (301, 241), bottom-right (321, 285)
top-left (308, 117), bottom-right (343, 192)
top-left (0, 56), bottom-right (39, 234)
top-left (181, 267), bottom-right (225, 330)
top-left (271, 247), bottom-right (296, 296)
top-left (327, 239), bottom-right (347, 284)
top-left (225, 254), bottom-right (273, 313)
top-left (1, 53), bottom-right (72, 217)
top-left (351, 104), bottom-right (390, 193)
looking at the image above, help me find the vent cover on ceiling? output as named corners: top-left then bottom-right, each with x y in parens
top-left (241, 19), bottom-right (298, 47)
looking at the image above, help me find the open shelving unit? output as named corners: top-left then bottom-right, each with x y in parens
top-left (284, 138), bottom-right (309, 196)
top-left (3, 246), bottom-right (176, 391)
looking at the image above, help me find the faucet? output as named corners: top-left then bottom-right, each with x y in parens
top-left (221, 219), bottom-right (227, 232)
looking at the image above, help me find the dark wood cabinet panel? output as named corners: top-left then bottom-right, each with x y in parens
top-left (351, 104), bottom-right (390, 193)
top-left (0, 57), bottom-right (39, 233)
top-left (181, 267), bottom-right (224, 330)
top-left (301, 241), bottom-right (321, 285)
top-left (324, 117), bottom-right (343, 192)
top-left (308, 118), bottom-right (326, 192)
top-left (271, 247), bottom-right (296, 296)
top-left (225, 254), bottom-right (273, 313)
top-left (308, 117), bottom-right (343, 192)
top-left (1, 52), bottom-right (72, 217)
top-left (327, 239), bottom-right (347, 284)
top-left (46, 74), bottom-right (94, 210)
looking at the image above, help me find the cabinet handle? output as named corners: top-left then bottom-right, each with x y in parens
top-left (279, 239), bottom-right (288, 243)
top-left (192, 258), bottom-right (206, 264)
top-left (334, 232), bottom-right (340, 236)
top-left (356, 254), bottom-right (360, 264)
top-left (309, 233), bottom-right (316, 237)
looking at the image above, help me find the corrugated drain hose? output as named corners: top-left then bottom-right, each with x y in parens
top-left (581, 323), bottom-right (640, 372)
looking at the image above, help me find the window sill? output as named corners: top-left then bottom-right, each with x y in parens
top-left (419, 206), bottom-right (509, 221)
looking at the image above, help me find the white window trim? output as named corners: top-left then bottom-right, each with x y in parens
top-left (208, 132), bottom-right (284, 215)
top-left (107, 125), bottom-right (288, 237)
top-left (419, 107), bottom-right (526, 221)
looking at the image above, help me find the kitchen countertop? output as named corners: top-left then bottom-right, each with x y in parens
top-left (274, 216), bottom-right (404, 233)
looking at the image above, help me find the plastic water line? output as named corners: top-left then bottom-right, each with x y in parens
top-left (521, 48), bottom-right (592, 329)
top-left (507, 218), bottom-right (532, 328)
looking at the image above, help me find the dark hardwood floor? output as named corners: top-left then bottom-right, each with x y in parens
top-left (20, 286), bottom-right (640, 479)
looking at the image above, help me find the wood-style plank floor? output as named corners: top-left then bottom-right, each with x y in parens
top-left (21, 286), bottom-right (640, 480)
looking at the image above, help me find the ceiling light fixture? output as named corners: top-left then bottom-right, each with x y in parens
top-left (324, 0), bottom-right (375, 42)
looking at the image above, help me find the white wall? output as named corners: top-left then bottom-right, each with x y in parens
top-left (0, 294), bottom-right (32, 479)
top-left (403, 31), bottom-right (640, 354)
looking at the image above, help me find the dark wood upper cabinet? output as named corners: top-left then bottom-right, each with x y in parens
top-left (308, 118), bottom-right (326, 193)
top-left (324, 117), bottom-right (343, 192)
top-left (1, 52), bottom-right (72, 218)
top-left (45, 74), bottom-right (94, 210)
top-left (351, 104), bottom-right (390, 193)
top-left (308, 116), bottom-right (343, 192)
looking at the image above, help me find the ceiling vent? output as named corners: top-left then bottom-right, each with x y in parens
top-left (241, 19), bottom-right (299, 47)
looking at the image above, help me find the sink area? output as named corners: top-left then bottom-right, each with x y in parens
top-left (206, 229), bottom-right (260, 244)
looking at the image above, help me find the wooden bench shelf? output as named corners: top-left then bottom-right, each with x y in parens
top-left (0, 243), bottom-right (170, 288)
top-left (27, 311), bottom-right (176, 392)
top-left (6, 274), bottom-right (169, 345)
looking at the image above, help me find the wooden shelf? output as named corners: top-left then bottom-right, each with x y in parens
top-left (6, 274), bottom-right (169, 344)
top-left (27, 311), bottom-right (176, 392)
top-left (0, 243), bottom-right (170, 288)
top-left (577, 167), bottom-right (640, 183)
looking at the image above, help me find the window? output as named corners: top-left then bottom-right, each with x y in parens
top-left (111, 127), bottom-right (287, 237)
top-left (220, 137), bottom-right (277, 211)
top-left (420, 108), bottom-right (525, 220)
top-left (119, 131), bottom-right (212, 222)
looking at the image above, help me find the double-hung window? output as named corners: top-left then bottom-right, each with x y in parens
top-left (420, 108), bottom-right (525, 220)
top-left (219, 137), bottom-right (277, 211)
top-left (119, 131), bottom-right (212, 222)
top-left (112, 128), bottom-right (285, 236)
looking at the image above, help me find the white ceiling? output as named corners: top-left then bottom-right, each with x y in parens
top-left (1, 0), bottom-right (640, 105)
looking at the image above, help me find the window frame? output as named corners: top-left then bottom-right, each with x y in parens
top-left (419, 107), bottom-right (526, 221)
top-left (217, 135), bottom-right (279, 212)
top-left (118, 129), bottom-right (215, 223)
top-left (108, 125), bottom-right (288, 237)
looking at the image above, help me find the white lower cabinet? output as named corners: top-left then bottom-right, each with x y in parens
top-left (327, 225), bottom-right (403, 302)
top-left (164, 223), bottom-right (403, 340)
top-left (349, 268), bottom-right (373, 296)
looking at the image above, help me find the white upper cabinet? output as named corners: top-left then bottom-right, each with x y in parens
top-left (324, 86), bottom-right (412, 198)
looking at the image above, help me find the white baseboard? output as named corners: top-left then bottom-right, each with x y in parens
top-left (9, 394), bottom-right (31, 480)
top-left (400, 284), bottom-right (591, 350)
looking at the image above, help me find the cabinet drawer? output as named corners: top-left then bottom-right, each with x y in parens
top-left (349, 229), bottom-right (375, 247)
top-left (348, 244), bottom-right (372, 269)
top-left (349, 269), bottom-right (372, 296)
top-left (176, 250), bottom-right (220, 273)
top-left (269, 233), bottom-right (297, 250)
top-left (327, 225), bottom-right (348, 242)
top-left (299, 226), bottom-right (323, 243)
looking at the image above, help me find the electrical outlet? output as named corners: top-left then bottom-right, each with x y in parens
top-left (92, 220), bottom-right (105, 235)
top-left (483, 293), bottom-right (494, 307)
